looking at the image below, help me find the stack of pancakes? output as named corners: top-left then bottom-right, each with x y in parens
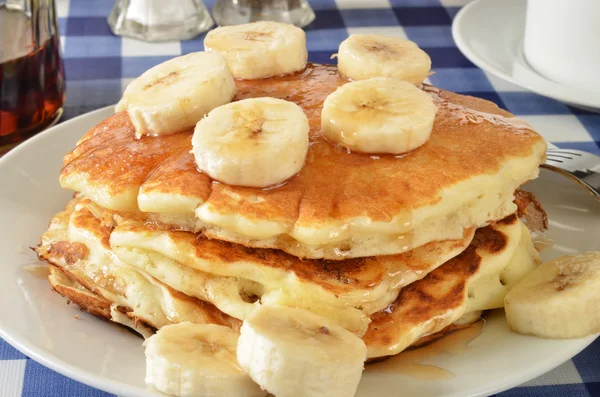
top-left (36, 63), bottom-right (547, 360)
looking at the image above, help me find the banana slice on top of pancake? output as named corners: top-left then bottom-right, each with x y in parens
top-left (321, 77), bottom-right (437, 154)
top-left (192, 97), bottom-right (310, 187)
top-left (117, 51), bottom-right (236, 138)
top-left (237, 305), bottom-right (367, 397)
top-left (204, 21), bottom-right (308, 79)
top-left (337, 34), bottom-right (431, 85)
top-left (144, 322), bottom-right (266, 397)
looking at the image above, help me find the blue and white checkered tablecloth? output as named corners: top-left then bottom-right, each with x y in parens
top-left (2, 0), bottom-right (600, 396)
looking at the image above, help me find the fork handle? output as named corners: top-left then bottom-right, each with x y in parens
top-left (574, 170), bottom-right (600, 197)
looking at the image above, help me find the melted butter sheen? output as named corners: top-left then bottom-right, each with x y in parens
top-left (236, 63), bottom-right (346, 145)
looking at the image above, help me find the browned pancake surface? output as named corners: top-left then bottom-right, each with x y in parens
top-left (363, 222), bottom-right (511, 356)
top-left (61, 64), bottom-right (545, 228)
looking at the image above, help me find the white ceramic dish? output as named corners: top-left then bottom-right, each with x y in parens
top-left (0, 106), bottom-right (598, 397)
top-left (452, 0), bottom-right (600, 111)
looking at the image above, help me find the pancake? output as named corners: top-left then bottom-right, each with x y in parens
top-left (37, 195), bottom-right (539, 357)
top-left (37, 199), bottom-right (240, 333)
top-left (40, 196), bottom-right (475, 335)
top-left (60, 63), bottom-right (547, 259)
top-left (365, 214), bottom-right (540, 359)
top-left (465, 215), bottom-right (540, 312)
top-left (47, 263), bottom-right (480, 355)
top-left (48, 265), bottom-right (157, 338)
top-left (48, 265), bottom-right (112, 320)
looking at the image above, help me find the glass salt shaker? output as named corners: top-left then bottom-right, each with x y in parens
top-left (108, 0), bottom-right (214, 42)
top-left (212, 0), bottom-right (315, 28)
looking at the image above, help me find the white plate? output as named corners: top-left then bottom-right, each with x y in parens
top-left (0, 106), bottom-right (598, 397)
top-left (452, 0), bottom-right (600, 111)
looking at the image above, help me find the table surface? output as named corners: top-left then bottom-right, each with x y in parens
top-left (2, 0), bottom-right (600, 396)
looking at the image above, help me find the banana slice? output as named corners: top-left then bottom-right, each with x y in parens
top-left (237, 305), bottom-right (367, 397)
top-left (505, 251), bottom-right (600, 339)
top-left (144, 322), bottom-right (266, 397)
top-left (321, 77), bottom-right (437, 154)
top-left (204, 21), bottom-right (308, 79)
top-left (119, 51), bottom-right (236, 138)
top-left (337, 34), bottom-right (431, 85)
top-left (192, 97), bottom-right (309, 187)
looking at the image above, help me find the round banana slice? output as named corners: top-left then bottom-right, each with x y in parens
top-left (192, 97), bottom-right (309, 187)
top-left (321, 77), bottom-right (437, 154)
top-left (505, 251), bottom-right (600, 339)
top-left (144, 322), bottom-right (266, 397)
top-left (204, 21), bottom-right (308, 79)
top-left (337, 34), bottom-right (431, 85)
top-left (237, 305), bottom-right (367, 397)
top-left (119, 51), bottom-right (236, 138)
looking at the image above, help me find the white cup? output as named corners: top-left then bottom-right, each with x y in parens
top-left (523, 0), bottom-right (600, 93)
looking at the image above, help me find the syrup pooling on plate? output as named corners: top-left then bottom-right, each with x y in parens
top-left (368, 320), bottom-right (485, 380)
top-left (22, 264), bottom-right (50, 280)
top-left (533, 234), bottom-right (554, 252)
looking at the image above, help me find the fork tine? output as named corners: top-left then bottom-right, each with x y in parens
top-left (546, 154), bottom-right (575, 160)
top-left (543, 148), bottom-right (600, 200)
top-left (546, 149), bottom-right (584, 156)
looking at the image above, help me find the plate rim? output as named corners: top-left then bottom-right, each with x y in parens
top-left (448, 332), bottom-right (597, 397)
top-left (0, 105), bottom-right (162, 397)
top-left (0, 106), bottom-right (597, 397)
top-left (451, 0), bottom-right (600, 110)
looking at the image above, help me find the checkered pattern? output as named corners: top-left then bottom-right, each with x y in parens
top-left (2, 0), bottom-right (600, 395)
top-left (53, 0), bottom-right (600, 155)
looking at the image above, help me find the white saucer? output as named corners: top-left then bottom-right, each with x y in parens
top-left (452, 0), bottom-right (600, 111)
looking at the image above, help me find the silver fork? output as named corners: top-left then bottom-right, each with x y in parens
top-left (542, 148), bottom-right (600, 200)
